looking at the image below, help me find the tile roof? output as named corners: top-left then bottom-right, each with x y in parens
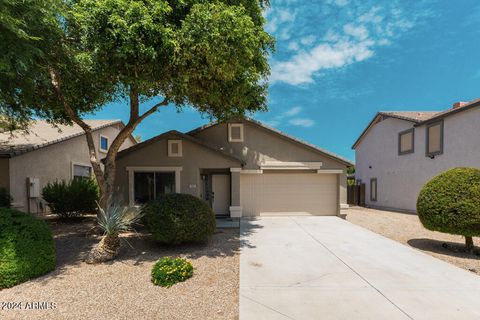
top-left (379, 111), bottom-right (440, 123)
top-left (0, 119), bottom-right (122, 157)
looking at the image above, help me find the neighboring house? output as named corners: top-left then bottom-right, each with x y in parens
top-left (0, 120), bottom-right (136, 214)
top-left (113, 119), bottom-right (352, 217)
top-left (353, 99), bottom-right (480, 213)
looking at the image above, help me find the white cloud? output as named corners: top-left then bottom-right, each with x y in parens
top-left (283, 106), bottom-right (302, 117)
top-left (269, 1), bottom-right (431, 86)
top-left (271, 40), bottom-right (374, 85)
top-left (289, 118), bottom-right (315, 127)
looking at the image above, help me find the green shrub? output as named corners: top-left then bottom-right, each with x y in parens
top-left (417, 167), bottom-right (480, 250)
top-left (0, 208), bottom-right (56, 288)
top-left (0, 188), bottom-right (11, 208)
top-left (143, 193), bottom-right (216, 244)
top-left (151, 257), bottom-right (193, 287)
top-left (42, 178), bottom-right (99, 218)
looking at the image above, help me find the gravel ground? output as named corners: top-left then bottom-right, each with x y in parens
top-left (0, 217), bottom-right (239, 320)
top-left (345, 207), bottom-right (480, 274)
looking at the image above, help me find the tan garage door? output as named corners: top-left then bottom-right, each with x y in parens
top-left (240, 173), bottom-right (338, 216)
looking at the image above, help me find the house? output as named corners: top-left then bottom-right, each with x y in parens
top-left (113, 119), bottom-right (352, 217)
top-left (352, 99), bottom-right (480, 213)
top-left (0, 120), bottom-right (136, 214)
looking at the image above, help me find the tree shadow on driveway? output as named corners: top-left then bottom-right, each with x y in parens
top-left (408, 238), bottom-right (480, 260)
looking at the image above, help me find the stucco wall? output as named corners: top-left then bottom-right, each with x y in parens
top-left (355, 107), bottom-right (480, 212)
top-left (113, 132), bottom-right (241, 205)
top-left (0, 158), bottom-right (9, 190)
top-left (8, 124), bottom-right (134, 214)
top-left (191, 121), bottom-right (349, 206)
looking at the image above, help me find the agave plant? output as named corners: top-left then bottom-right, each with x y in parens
top-left (86, 203), bottom-right (144, 264)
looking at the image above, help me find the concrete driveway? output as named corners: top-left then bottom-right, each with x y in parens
top-left (240, 216), bottom-right (480, 320)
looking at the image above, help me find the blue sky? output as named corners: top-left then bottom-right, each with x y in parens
top-left (91, 0), bottom-right (480, 162)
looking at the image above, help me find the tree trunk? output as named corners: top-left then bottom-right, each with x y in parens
top-left (85, 233), bottom-right (121, 264)
top-left (465, 236), bottom-right (474, 253)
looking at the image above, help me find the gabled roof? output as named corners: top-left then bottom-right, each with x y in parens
top-left (188, 118), bottom-right (354, 167)
top-left (351, 111), bottom-right (440, 149)
top-left (0, 120), bottom-right (127, 157)
top-left (115, 130), bottom-right (245, 164)
top-left (352, 98), bottom-right (480, 150)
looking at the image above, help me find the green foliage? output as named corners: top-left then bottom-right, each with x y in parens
top-left (143, 193), bottom-right (216, 244)
top-left (71, 0), bottom-right (274, 119)
top-left (417, 167), bottom-right (480, 237)
top-left (97, 203), bottom-right (144, 236)
top-left (0, 208), bottom-right (56, 288)
top-left (42, 178), bottom-right (99, 218)
top-left (0, 188), bottom-right (11, 208)
top-left (151, 257), bottom-right (193, 287)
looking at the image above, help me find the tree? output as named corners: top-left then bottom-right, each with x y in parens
top-left (1, 0), bottom-right (273, 209)
top-left (417, 168), bottom-right (480, 253)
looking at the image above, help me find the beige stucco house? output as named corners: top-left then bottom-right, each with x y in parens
top-left (0, 120), bottom-right (135, 214)
top-left (353, 99), bottom-right (480, 213)
top-left (114, 119), bottom-right (352, 217)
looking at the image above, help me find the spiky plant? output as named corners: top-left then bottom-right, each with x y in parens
top-left (86, 203), bottom-right (144, 264)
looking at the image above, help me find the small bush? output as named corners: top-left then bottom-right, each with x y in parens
top-left (417, 167), bottom-right (480, 250)
top-left (143, 193), bottom-right (216, 244)
top-left (0, 188), bottom-right (11, 208)
top-left (151, 257), bottom-right (193, 287)
top-left (0, 208), bottom-right (56, 288)
top-left (42, 178), bottom-right (99, 218)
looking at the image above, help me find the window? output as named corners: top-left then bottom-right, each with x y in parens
top-left (100, 135), bottom-right (109, 153)
top-left (228, 123), bottom-right (244, 142)
top-left (73, 164), bottom-right (92, 181)
top-left (426, 120), bottom-right (443, 157)
top-left (134, 172), bottom-right (176, 204)
top-left (398, 128), bottom-right (414, 155)
top-left (370, 178), bottom-right (377, 202)
top-left (168, 140), bottom-right (182, 157)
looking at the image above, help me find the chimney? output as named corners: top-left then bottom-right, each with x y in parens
top-left (452, 101), bottom-right (467, 109)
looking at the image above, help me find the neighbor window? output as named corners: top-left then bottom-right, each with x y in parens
top-left (370, 178), bottom-right (377, 202)
top-left (168, 140), bottom-right (182, 157)
top-left (228, 123), bottom-right (244, 142)
top-left (134, 172), bottom-right (176, 204)
top-left (426, 120), bottom-right (443, 157)
top-left (73, 164), bottom-right (91, 181)
top-left (398, 128), bottom-right (414, 155)
top-left (100, 135), bottom-right (109, 153)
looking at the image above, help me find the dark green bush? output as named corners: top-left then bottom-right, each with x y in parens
top-left (143, 193), bottom-right (216, 244)
top-left (0, 188), bottom-right (11, 208)
top-left (151, 257), bottom-right (193, 287)
top-left (0, 208), bottom-right (56, 288)
top-left (42, 178), bottom-right (99, 218)
top-left (417, 168), bottom-right (480, 247)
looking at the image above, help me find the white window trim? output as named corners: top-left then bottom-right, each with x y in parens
top-left (228, 123), bottom-right (244, 142)
top-left (126, 166), bottom-right (182, 205)
top-left (99, 134), bottom-right (109, 153)
top-left (71, 161), bottom-right (92, 180)
top-left (168, 140), bottom-right (183, 157)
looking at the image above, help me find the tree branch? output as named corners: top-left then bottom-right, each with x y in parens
top-left (48, 68), bottom-right (106, 195)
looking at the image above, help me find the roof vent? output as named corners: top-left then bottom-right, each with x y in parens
top-left (452, 101), bottom-right (467, 109)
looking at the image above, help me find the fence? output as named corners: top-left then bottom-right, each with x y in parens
top-left (347, 183), bottom-right (365, 206)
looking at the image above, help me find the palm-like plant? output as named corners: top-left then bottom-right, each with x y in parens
top-left (86, 203), bottom-right (144, 264)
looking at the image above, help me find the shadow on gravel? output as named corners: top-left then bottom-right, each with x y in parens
top-left (408, 238), bottom-right (480, 260)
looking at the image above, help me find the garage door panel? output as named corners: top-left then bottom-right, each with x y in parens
top-left (240, 173), bottom-right (338, 216)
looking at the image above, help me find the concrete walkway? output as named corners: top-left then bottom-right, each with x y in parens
top-left (240, 216), bottom-right (480, 320)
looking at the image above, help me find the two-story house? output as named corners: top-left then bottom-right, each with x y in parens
top-left (352, 99), bottom-right (480, 213)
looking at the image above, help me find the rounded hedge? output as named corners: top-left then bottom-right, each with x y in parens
top-left (417, 167), bottom-right (480, 237)
top-left (143, 193), bottom-right (216, 244)
top-left (0, 208), bottom-right (56, 288)
top-left (151, 257), bottom-right (193, 287)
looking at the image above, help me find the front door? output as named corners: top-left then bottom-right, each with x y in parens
top-left (211, 174), bottom-right (230, 216)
